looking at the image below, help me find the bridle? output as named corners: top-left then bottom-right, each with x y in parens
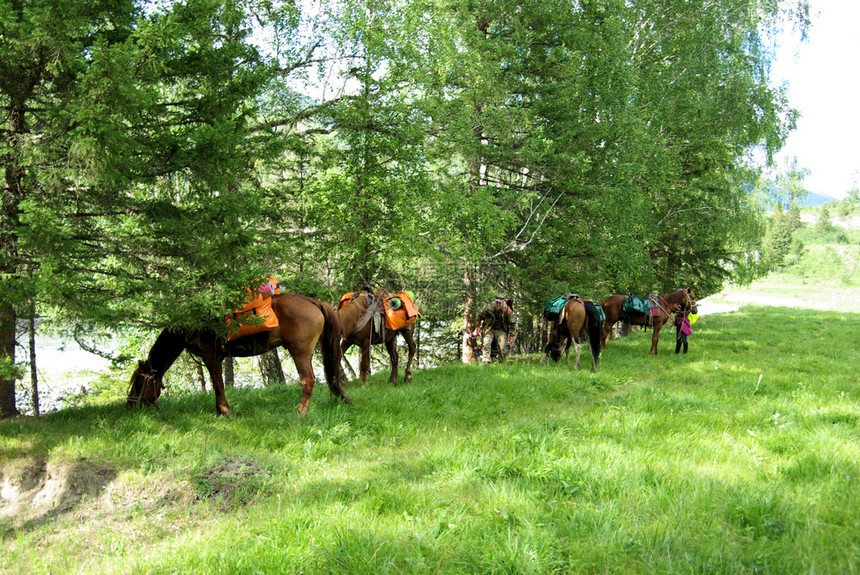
top-left (682, 289), bottom-right (697, 313)
top-left (126, 361), bottom-right (163, 409)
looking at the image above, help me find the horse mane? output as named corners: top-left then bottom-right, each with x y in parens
top-left (336, 288), bottom-right (374, 335)
top-left (662, 287), bottom-right (696, 312)
top-left (373, 287), bottom-right (390, 299)
top-left (142, 328), bottom-right (188, 375)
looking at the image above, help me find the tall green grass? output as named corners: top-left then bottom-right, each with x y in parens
top-left (2, 305), bottom-right (859, 574)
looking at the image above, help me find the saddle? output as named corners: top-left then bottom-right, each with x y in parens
top-left (543, 293), bottom-right (579, 322)
top-left (339, 290), bottom-right (384, 343)
top-left (621, 294), bottom-right (663, 330)
top-left (339, 289), bottom-right (418, 343)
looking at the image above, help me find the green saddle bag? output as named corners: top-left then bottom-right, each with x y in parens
top-left (544, 294), bottom-right (572, 322)
top-left (622, 295), bottom-right (648, 315)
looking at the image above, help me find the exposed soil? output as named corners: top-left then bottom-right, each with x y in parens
top-left (0, 454), bottom-right (268, 530)
top-left (0, 457), bottom-right (197, 531)
top-left (0, 458), bottom-right (116, 527)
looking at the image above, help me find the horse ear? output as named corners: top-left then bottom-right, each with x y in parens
top-left (137, 360), bottom-right (146, 369)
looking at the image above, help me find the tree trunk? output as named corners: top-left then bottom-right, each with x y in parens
top-left (460, 264), bottom-right (476, 363)
top-left (0, 99), bottom-right (26, 419)
top-left (223, 355), bottom-right (235, 387)
top-left (258, 349), bottom-right (286, 386)
top-left (195, 362), bottom-right (206, 391)
top-left (29, 307), bottom-right (39, 417)
top-left (539, 316), bottom-right (548, 352)
top-left (0, 303), bottom-right (18, 418)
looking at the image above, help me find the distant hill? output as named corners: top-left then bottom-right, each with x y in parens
top-left (799, 191), bottom-right (839, 206)
top-left (761, 187), bottom-right (841, 208)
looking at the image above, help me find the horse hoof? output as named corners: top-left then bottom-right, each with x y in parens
top-left (218, 406), bottom-right (232, 417)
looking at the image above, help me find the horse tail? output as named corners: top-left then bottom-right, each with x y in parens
top-left (583, 301), bottom-right (603, 366)
top-left (318, 302), bottom-right (349, 401)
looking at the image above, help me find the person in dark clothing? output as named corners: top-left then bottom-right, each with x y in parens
top-left (477, 295), bottom-right (518, 363)
top-left (674, 310), bottom-right (692, 354)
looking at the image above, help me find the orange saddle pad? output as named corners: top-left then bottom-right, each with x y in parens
top-left (226, 277), bottom-right (280, 341)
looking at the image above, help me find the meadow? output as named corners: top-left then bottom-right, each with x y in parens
top-left (2, 303), bottom-right (859, 574)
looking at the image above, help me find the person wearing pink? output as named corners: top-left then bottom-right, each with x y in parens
top-left (674, 310), bottom-right (692, 354)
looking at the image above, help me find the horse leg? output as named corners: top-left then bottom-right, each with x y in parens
top-left (201, 351), bottom-right (231, 416)
top-left (359, 343), bottom-right (371, 387)
top-left (288, 348), bottom-right (316, 417)
top-left (402, 328), bottom-right (416, 383)
top-left (600, 321), bottom-right (615, 350)
top-left (573, 338), bottom-right (582, 370)
top-left (650, 321), bottom-right (663, 355)
top-left (385, 337), bottom-right (399, 385)
top-left (341, 341), bottom-right (358, 382)
top-left (564, 338), bottom-right (572, 365)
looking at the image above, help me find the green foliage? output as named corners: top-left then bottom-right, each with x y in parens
top-left (762, 204), bottom-right (801, 270)
top-left (3, 0), bottom-right (811, 415)
top-left (2, 306), bottom-right (859, 573)
top-left (815, 204), bottom-right (835, 234)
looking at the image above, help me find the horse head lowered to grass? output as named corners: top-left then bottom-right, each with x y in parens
top-left (540, 296), bottom-right (603, 372)
top-left (599, 287), bottom-right (697, 355)
top-left (127, 291), bottom-right (348, 417)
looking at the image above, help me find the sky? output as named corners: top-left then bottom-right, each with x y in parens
top-left (770, 0), bottom-right (860, 200)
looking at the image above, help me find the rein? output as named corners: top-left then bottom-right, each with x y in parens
top-left (684, 290), bottom-right (697, 312)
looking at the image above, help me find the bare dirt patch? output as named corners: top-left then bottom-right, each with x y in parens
top-left (1, 458), bottom-right (115, 528)
top-left (1, 458), bottom-right (196, 531)
top-left (192, 456), bottom-right (270, 510)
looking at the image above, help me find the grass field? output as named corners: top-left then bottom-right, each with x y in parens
top-left (2, 304), bottom-right (859, 574)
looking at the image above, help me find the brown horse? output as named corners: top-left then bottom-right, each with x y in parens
top-left (127, 294), bottom-right (348, 417)
top-left (600, 288), bottom-right (697, 355)
top-left (337, 287), bottom-right (417, 386)
top-left (540, 298), bottom-right (603, 371)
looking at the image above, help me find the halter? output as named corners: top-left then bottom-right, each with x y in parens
top-left (682, 289), bottom-right (697, 312)
top-left (126, 362), bottom-right (163, 409)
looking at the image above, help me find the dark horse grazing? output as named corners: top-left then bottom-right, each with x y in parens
top-left (337, 287), bottom-right (417, 386)
top-left (540, 298), bottom-right (603, 372)
top-left (600, 288), bottom-right (697, 355)
top-left (127, 294), bottom-right (348, 417)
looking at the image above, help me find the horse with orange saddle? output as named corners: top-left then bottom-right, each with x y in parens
top-left (337, 287), bottom-right (419, 386)
top-left (127, 277), bottom-right (348, 417)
